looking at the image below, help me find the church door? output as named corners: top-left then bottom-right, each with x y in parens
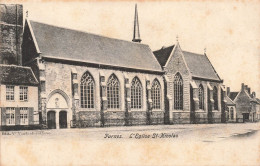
top-left (47, 111), bottom-right (56, 129)
top-left (59, 111), bottom-right (67, 128)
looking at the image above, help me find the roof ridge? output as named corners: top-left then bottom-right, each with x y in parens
top-left (29, 20), bottom-right (149, 47)
top-left (182, 50), bottom-right (204, 56)
top-left (154, 44), bottom-right (175, 52)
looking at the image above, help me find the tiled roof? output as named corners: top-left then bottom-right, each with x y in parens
top-left (0, 65), bottom-right (38, 86)
top-left (153, 45), bottom-right (175, 66)
top-left (29, 20), bottom-right (162, 72)
top-left (182, 51), bottom-right (221, 81)
top-left (229, 92), bottom-right (239, 101)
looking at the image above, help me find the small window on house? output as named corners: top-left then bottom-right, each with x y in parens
top-left (130, 77), bottom-right (142, 109)
top-left (6, 86), bottom-right (14, 101)
top-left (198, 84), bottom-right (204, 110)
top-left (151, 79), bottom-right (161, 109)
top-left (20, 86), bottom-right (28, 101)
top-left (6, 107), bottom-right (15, 125)
top-left (20, 107), bottom-right (29, 125)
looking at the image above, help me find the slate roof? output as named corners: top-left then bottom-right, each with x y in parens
top-left (0, 65), bottom-right (38, 86)
top-left (153, 45), bottom-right (175, 66)
top-left (229, 92), bottom-right (239, 101)
top-left (29, 20), bottom-right (162, 72)
top-left (153, 45), bottom-right (221, 81)
top-left (182, 51), bottom-right (221, 81)
top-left (226, 96), bottom-right (235, 105)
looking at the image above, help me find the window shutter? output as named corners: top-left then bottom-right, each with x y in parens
top-left (29, 107), bottom-right (34, 125)
top-left (15, 107), bottom-right (20, 125)
top-left (1, 107), bottom-right (6, 126)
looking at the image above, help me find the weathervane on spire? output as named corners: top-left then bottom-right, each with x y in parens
top-left (26, 10), bottom-right (28, 18)
top-left (204, 47), bottom-right (207, 54)
top-left (176, 35), bottom-right (179, 42)
top-left (132, 4), bottom-right (142, 43)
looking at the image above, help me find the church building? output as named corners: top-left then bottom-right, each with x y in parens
top-left (20, 5), bottom-right (227, 129)
top-left (22, 5), bottom-right (166, 129)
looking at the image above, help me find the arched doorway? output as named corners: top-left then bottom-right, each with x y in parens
top-left (59, 111), bottom-right (67, 128)
top-left (47, 111), bottom-right (56, 129)
top-left (46, 90), bottom-right (71, 129)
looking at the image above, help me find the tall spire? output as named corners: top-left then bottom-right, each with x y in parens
top-left (132, 4), bottom-right (141, 43)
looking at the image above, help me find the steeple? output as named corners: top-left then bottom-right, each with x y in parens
top-left (132, 4), bottom-right (141, 43)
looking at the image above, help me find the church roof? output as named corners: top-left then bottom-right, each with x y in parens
top-left (153, 45), bottom-right (175, 66)
top-left (0, 65), bottom-right (38, 86)
top-left (229, 92), bottom-right (239, 101)
top-left (28, 20), bottom-right (162, 73)
top-left (182, 51), bottom-right (221, 81)
top-left (153, 45), bottom-right (221, 81)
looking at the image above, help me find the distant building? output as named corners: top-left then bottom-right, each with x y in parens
top-left (227, 84), bottom-right (259, 122)
top-left (0, 4), bottom-right (23, 65)
top-left (0, 65), bottom-right (39, 130)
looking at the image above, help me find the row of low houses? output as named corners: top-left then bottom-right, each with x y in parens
top-left (0, 4), bottom-right (259, 130)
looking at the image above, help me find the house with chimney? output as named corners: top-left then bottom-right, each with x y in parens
top-left (227, 83), bottom-right (259, 122)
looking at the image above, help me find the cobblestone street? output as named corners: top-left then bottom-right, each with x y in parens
top-left (1, 123), bottom-right (259, 165)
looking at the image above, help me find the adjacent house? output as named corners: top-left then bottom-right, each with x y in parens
top-left (0, 65), bottom-right (39, 130)
top-left (227, 84), bottom-right (258, 122)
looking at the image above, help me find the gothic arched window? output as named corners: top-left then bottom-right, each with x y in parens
top-left (198, 84), bottom-right (204, 110)
top-left (230, 107), bottom-right (234, 120)
top-left (131, 77), bottom-right (142, 109)
top-left (151, 79), bottom-right (161, 109)
top-left (107, 74), bottom-right (120, 109)
top-left (80, 72), bottom-right (95, 108)
top-left (213, 86), bottom-right (218, 110)
top-left (174, 73), bottom-right (183, 110)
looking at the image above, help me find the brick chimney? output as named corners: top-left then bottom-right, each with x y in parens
top-left (245, 85), bottom-right (248, 92)
top-left (227, 87), bottom-right (230, 97)
top-left (248, 87), bottom-right (251, 94)
top-left (241, 83), bottom-right (245, 91)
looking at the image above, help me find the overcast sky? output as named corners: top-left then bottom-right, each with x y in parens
top-left (21, 1), bottom-right (259, 96)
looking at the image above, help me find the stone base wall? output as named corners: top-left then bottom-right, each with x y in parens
top-left (212, 111), bottom-right (221, 123)
top-left (151, 111), bottom-right (165, 124)
top-left (171, 112), bottom-right (190, 124)
top-left (104, 111), bottom-right (125, 126)
top-left (77, 111), bottom-right (101, 127)
top-left (195, 112), bottom-right (208, 123)
top-left (130, 111), bottom-right (147, 125)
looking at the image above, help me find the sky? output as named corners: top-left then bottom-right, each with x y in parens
top-left (19, 1), bottom-right (259, 96)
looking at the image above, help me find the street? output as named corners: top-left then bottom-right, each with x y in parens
top-left (1, 122), bottom-right (259, 166)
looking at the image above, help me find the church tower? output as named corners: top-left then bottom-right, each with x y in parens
top-left (132, 4), bottom-right (141, 43)
top-left (0, 4), bottom-right (23, 65)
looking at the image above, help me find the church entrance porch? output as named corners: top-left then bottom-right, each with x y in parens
top-left (46, 90), bottom-right (71, 129)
